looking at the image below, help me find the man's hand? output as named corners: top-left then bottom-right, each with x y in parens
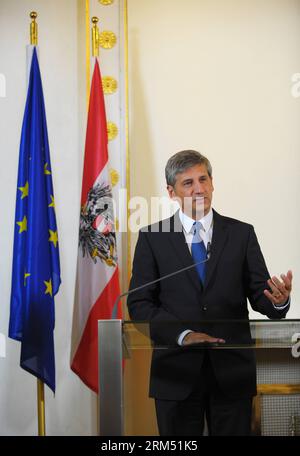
top-left (182, 332), bottom-right (225, 346)
top-left (264, 270), bottom-right (293, 307)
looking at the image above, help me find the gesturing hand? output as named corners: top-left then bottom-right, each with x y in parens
top-left (264, 270), bottom-right (293, 307)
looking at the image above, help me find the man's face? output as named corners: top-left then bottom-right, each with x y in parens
top-left (167, 164), bottom-right (214, 219)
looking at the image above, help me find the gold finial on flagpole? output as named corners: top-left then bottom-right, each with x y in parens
top-left (92, 16), bottom-right (100, 57)
top-left (30, 12), bottom-right (38, 45)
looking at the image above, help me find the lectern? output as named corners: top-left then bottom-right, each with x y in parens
top-left (98, 319), bottom-right (300, 436)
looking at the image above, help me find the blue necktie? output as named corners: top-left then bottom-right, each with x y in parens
top-left (191, 221), bottom-right (207, 284)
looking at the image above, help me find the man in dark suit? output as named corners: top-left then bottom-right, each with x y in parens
top-left (127, 150), bottom-right (292, 436)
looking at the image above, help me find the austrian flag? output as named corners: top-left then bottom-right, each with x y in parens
top-left (71, 59), bottom-right (122, 392)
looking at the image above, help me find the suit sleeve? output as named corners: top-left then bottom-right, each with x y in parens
top-left (244, 225), bottom-right (289, 319)
top-left (127, 230), bottom-right (185, 345)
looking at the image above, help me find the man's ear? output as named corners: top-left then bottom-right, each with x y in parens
top-left (167, 185), bottom-right (175, 199)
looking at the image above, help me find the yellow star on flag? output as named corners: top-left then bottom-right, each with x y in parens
top-left (44, 163), bottom-right (51, 175)
top-left (24, 272), bottom-right (31, 286)
top-left (48, 195), bottom-right (55, 208)
top-left (17, 215), bottom-right (27, 233)
top-left (49, 230), bottom-right (58, 248)
top-left (44, 279), bottom-right (52, 297)
top-left (18, 181), bottom-right (29, 199)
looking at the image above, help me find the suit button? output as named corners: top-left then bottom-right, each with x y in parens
top-left (203, 306), bottom-right (207, 311)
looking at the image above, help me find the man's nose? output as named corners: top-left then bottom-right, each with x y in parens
top-left (193, 182), bottom-right (204, 194)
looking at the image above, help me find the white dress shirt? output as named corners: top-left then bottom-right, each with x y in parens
top-left (177, 209), bottom-right (213, 345)
top-left (179, 208), bottom-right (213, 252)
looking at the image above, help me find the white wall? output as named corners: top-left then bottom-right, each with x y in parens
top-left (128, 0), bottom-right (300, 319)
top-left (0, 0), bottom-right (97, 436)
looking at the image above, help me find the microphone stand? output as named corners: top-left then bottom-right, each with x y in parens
top-left (111, 243), bottom-right (211, 319)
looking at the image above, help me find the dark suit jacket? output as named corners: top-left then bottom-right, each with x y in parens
top-left (127, 210), bottom-right (289, 400)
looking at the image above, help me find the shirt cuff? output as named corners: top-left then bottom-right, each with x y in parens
top-left (177, 329), bottom-right (193, 346)
top-left (273, 296), bottom-right (290, 310)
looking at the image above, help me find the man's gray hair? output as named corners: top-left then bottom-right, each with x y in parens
top-left (165, 150), bottom-right (212, 186)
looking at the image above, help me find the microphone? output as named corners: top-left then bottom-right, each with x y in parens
top-left (207, 241), bottom-right (211, 259)
top-left (111, 241), bottom-right (211, 319)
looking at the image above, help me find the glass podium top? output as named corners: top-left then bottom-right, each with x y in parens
top-left (121, 319), bottom-right (300, 351)
top-left (97, 319), bottom-right (300, 436)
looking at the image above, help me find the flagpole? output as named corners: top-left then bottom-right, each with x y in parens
top-left (37, 379), bottom-right (46, 435)
top-left (30, 11), bottom-right (38, 46)
top-left (123, 0), bottom-right (131, 286)
top-left (29, 11), bottom-right (46, 437)
top-left (91, 16), bottom-right (100, 434)
top-left (85, 0), bottom-right (91, 109)
top-left (91, 16), bottom-right (100, 57)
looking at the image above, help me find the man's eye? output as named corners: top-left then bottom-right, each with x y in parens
top-left (184, 182), bottom-right (192, 186)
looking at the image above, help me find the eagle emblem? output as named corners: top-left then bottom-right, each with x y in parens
top-left (79, 182), bottom-right (118, 266)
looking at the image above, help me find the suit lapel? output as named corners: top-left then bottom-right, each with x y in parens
top-left (204, 210), bottom-right (229, 290)
top-left (167, 211), bottom-right (203, 294)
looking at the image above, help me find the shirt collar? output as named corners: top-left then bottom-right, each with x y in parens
top-left (179, 207), bottom-right (213, 234)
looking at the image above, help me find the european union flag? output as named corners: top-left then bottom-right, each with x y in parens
top-left (9, 48), bottom-right (61, 393)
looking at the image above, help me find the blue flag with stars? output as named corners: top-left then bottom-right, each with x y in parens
top-left (9, 47), bottom-right (61, 393)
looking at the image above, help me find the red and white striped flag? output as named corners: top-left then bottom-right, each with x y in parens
top-left (71, 59), bottom-right (122, 392)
